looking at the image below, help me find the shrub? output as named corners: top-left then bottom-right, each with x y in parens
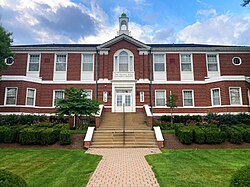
top-left (243, 128), bottom-right (250, 143)
top-left (59, 130), bottom-right (71, 145)
top-left (0, 114), bottom-right (47, 126)
top-left (177, 127), bottom-right (193, 144)
top-left (227, 127), bottom-right (243, 144)
top-left (194, 128), bottom-right (205, 144)
top-left (19, 128), bottom-right (42, 145)
top-left (0, 169), bottom-right (27, 187)
top-left (40, 128), bottom-right (58, 145)
top-left (205, 128), bottom-right (225, 144)
top-left (230, 165), bottom-right (250, 187)
top-left (174, 123), bottom-right (185, 137)
top-left (153, 123), bottom-right (173, 130)
top-left (3, 127), bottom-right (17, 143)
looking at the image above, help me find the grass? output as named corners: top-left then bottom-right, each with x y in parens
top-left (70, 129), bottom-right (86, 134)
top-left (0, 148), bottom-right (101, 187)
top-left (161, 129), bottom-right (175, 134)
top-left (146, 149), bottom-right (250, 187)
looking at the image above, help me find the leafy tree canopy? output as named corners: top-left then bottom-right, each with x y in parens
top-left (0, 25), bottom-right (13, 71)
top-left (56, 87), bottom-right (101, 127)
top-left (242, 0), bottom-right (250, 6)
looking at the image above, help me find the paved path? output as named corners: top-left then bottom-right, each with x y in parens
top-left (86, 148), bottom-right (161, 187)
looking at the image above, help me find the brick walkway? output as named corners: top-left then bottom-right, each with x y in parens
top-left (86, 148), bottom-right (161, 187)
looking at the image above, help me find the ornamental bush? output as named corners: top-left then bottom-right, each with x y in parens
top-left (243, 128), bottom-right (250, 143)
top-left (194, 128), bottom-right (205, 144)
top-left (0, 126), bottom-right (18, 143)
top-left (0, 169), bottom-right (27, 187)
top-left (177, 127), bottom-right (193, 144)
top-left (230, 165), bottom-right (250, 187)
top-left (40, 128), bottom-right (57, 145)
top-left (0, 114), bottom-right (47, 126)
top-left (59, 130), bottom-right (71, 145)
top-left (227, 127), bottom-right (243, 144)
top-left (205, 128), bottom-right (225, 144)
top-left (19, 128), bottom-right (42, 145)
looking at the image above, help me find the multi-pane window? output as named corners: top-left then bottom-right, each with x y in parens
top-left (28, 54), bottom-right (40, 71)
top-left (140, 92), bottom-right (144, 102)
top-left (85, 90), bottom-right (92, 99)
top-left (181, 54), bottom-right (192, 71)
top-left (26, 89), bottom-right (35, 106)
top-left (5, 88), bottom-right (17, 105)
top-left (207, 54), bottom-right (218, 71)
top-left (229, 88), bottom-right (242, 105)
top-left (82, 54), bottom-right (93, 71)
top-left (55, 54), bottom-right (67, 71)
top-left (155, 90), bottom-right (166, 106)
top-left (154, 54), bottom-right (165, 72)
top-left (54, 90), bottom-right (64, 107)
top-left (183, 90), bottom-right (194, 107)
top-left (211, 88), bottom-right (220, 106)
top-left (114, 51), bottom-right (133, 72)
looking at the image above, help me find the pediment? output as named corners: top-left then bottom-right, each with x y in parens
top-left (97, 34), bottom-right (150, 50)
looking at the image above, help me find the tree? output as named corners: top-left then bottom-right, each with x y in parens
top-left (242, 0), bottom-right (250, 6)
top-left (0, 25), bottom-right (13, 71)
top-left (56, 87), bottom-right (101, 128)
top-left (166, 92), bottom-right (177, 125)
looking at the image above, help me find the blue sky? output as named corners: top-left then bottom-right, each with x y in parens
top-left (0, 0), bottom-right (250, 45)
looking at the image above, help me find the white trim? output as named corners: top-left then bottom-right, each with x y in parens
top-left (85, 89), bottom-right (93, 99)
top-left (180, 53), bottom-right (194, 81)
top-left (155, 90), bottom-right (166, 107)
top-left (25, 88), bottom-right (36, 107)
top-left (81, 53), bottom-right (94, 81)
top-left (53, 53), bottom-right (68, 81)
top-left (232, 57), bottom-right (242, 66)
top-left (140, 91), bottom-right (144, 102)
top-left (153, 53), bottom-right (166, 81)
top-left (153, 126), bottom-right (164, 141)
top-left (53, 90), bottom-right (65, 107)
top-left (152, 112), bottom-right (250, 116)
top-left (206, 53), bottom-right (221, 77)
top-left (211, 88), bottom-right (221, 106)
top-left (229, 87), bottom-right (243, 106)
top-left (84, 127), bottom-right (95, 142)
top-left (26, 53), bottom-right (41, 77)
top-left (4, 87), bottom-right (18, 106)
top-left (182, 90), bottom-right (195, 107)
top-left (152, 105), bottom-right (250, 109)
top-left (248, 89), bottom-right (250, 106)
top-left (113, 49), bottom-right (134, 73)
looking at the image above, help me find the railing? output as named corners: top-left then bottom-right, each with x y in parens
top-left (123, 103), bottom-right (125, 146)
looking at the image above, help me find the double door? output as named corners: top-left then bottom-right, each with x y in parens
top-left (115, 90), bottom-right (132, 112)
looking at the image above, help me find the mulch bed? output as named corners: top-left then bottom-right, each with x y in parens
top-left (164, 134), bottom-right (250, 149)
top-left (0, 134), bottom-right (85, 149)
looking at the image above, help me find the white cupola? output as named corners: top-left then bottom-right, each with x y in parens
top-left (118, 12), bottom-right (130, 36)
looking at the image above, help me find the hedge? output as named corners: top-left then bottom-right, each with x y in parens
top-left (19, 128), bottom-right (42, 145)
top-left (226, 127), bottom-right (243, 144)
top-left (0, 169), bottom-right (27, 187)
top-left (177, 127), bottom-right (193, 144)
top-left (0, 114), bottom-right (47, 126)
top-left (205, 128), bottom-right (225, 144)
top-left (0, 126), bottom-right (18, 143)
top-left (59, 130), bottom-right (71, 145)
top-left (194, 128), bottom-right (205, 144)
top-left (40, 128), bottom-right (57, 145)
top-left (230, 165), bottom-right (250, 187)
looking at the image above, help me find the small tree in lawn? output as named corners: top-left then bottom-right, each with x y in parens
top-left (166, 92), bottom-right (177, 125)
top-left (56, 87), bottom-right (100, 128)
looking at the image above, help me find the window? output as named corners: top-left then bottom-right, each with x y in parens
top-left (229, 88), bottom-right (242, 105)
top-left (155, 90), bottom-right (166, 107)
top-left (85, 90), bottom-right (92, 99)
top-left (5, 88), bottom-right (18, 105)
top-left (211, 88), bottom-right (221, 106)
top-left (154, 54), bottom-right (165, 72)
top-left (183, 90), bottom-right (194, 107)
top-left (232, 57), bottom-right (242, 65)
top-left (55, 54), bottom-right (67, 71)
top-left (26, 88), bottom-right (36, 106)
top-left (140, 92), bottom-right (144, 102)
top-left (114, 50), bottom-right (134, 72)
top-left (207, 54), bottom-right (218, 71)
top-left (103, 92), bottom-right (108, 102)
top-left (82, 54), bottom-right (93, 71)
top-left (53, 90), bottom-right (64, 107)
top-left (180, 54), bottom-right (192, 71)
top-left (28, 54), bottom-right (40, 71)
top-left (248, 89), bottom-right (250, 106)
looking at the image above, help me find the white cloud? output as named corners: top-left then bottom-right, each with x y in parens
top-left (197, 8), bottom-right (217, 17)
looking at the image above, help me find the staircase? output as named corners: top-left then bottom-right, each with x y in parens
top-left (91, 112), bottom-right (158, 148)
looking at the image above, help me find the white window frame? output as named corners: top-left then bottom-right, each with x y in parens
top-left (82, 53), bottom-right (94, 72)
top-left (140, 91), bottom-right (144, 102)
top-left (155, 90), bottom-right (166, 107)
top-left (153, 53), bottom-right (166, 81)
top-left (54, 54), bottom-right (67, 72)
top-left (232, 57), bottom-right (242, 66)
top-left (113, 49), bottom-right (134, 73)
top-left (26, 88), bottom-right (36, 106)
top-left (180, 53), bottom-right (194, 81)
top-left (248, 89), bottom-right (250, 106)
top-left (206, 53), bottom-right (220, 76)
top-left (4, 87), bottom-right (18, 106)
top-left (182, 90), bottom-right (194, 107)
top-left (53, 90), bottom-right (65, 107)
top-left (103, 91), bottom-right (108, 102)
top-left (211, 88), bottom-right (221, 106)
top-left (81, 53), bottom-right (94, 81)
top-left (27, 53), bottom-right (41, 72)
top-left (85, 90), bottom-right (93, 99)
top-left (180, 53), bottom-right (193, 72)
top-left (229, 87), bottom-right (242, 106)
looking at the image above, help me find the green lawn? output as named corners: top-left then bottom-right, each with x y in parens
top-left (0, 148), bottom-right (101, 187)
top-left (146, 149), bottom-right (250, 187)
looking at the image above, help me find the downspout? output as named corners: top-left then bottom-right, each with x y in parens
top-left (95, 48), bottom-right (99, 99)
top-left (149, 49), bottom-right (153, 114)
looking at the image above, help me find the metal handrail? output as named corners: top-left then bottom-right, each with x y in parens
top-left (123, 103), bottom-right (125, 146)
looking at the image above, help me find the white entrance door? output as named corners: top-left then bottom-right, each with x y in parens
top-left (115, 91), bottom-right (133, 112)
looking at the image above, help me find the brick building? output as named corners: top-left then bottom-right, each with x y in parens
top-left (1, 13), bottom-right (250, 117)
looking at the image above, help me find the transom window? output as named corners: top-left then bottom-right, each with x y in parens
top-left (53, 90), bottom-right (64, 107)
top-left (114, 50), bottom-right (134, 72)
top-left (207, 54), bottom-right (218, 71)
top-left (229, 88), bottom-right (242, 105)
top-left (183, 90), bottom-right (194, 107)
top-left (55, 54), bottom-right (67, 71)
top-left (82, 54), bottom-right (94, 71)
top-left (155, 90), bottom-right (166, 107)
top-left (181, 54), bottom-right (192, 71)
top-left (5, 88), bottom-right (18, 105)
top-left (211, 88), bottom-right (220, 106)
top-left (154, 54), bottom-right (165, 72)
top-left (26, 88), bottom-right (36, 106)
top-left (28, 54), bottom-right (40, 71)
